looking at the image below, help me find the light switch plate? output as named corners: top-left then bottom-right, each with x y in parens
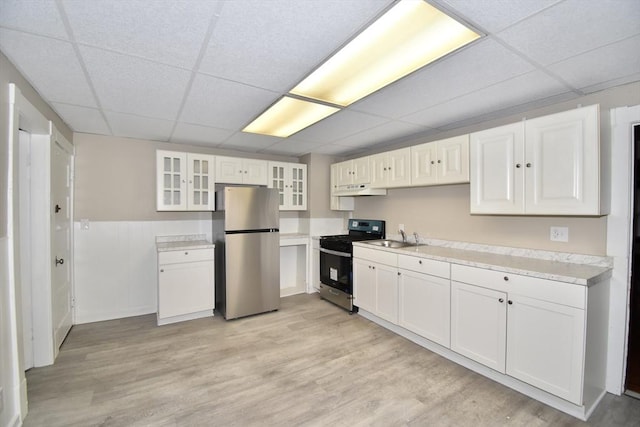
top-left (550, 226), bottom-right (569, 242)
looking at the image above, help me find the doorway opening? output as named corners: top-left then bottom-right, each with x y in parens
top-left (626, 123), bottom-right (640, 397)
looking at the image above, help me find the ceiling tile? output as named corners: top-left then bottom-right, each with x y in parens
top-left (403, 71), bottom-right (570, 128)
top-left (199, 0), bottom-right (391, 91)
top-left (62, 0), bottom-right (221, 69)
top-left (498, 0), bottom-right (640, 66)
top-left (0, 29), bottom-right (96, 107)
top-left (293, 110), bottom-right (390, 143)
top-left (105, 112), bottom-right (173, 141)
top-left (352, 38), bottom-right (534, 118)
top-left (50, 103), bottom-right (110, 135)
top-left (310, 144), bottom-right (353, 156)
top-left (261, 139), bottom-right (324, 156)
top-left (171, 122), bottom-right (233, 146)
top-left (219, 132), bottom-right (285, 153)
top-left (0, 0), bottom-right (68, 39)
top-left (80, 46), bottom-right (191, 120)
top-left (180, 73), bottom-right (278, 130)
top-left (436, 0), bottom-right (562, 33)
top-left (549, 35), bottom-right (640, 91)
top-left (335, 121), bottom-right (435, 148)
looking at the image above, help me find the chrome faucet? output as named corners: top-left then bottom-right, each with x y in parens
top-left (399, 229), bottom-right (406, 243)
top-left (413, 232), bottom-right (420, 245)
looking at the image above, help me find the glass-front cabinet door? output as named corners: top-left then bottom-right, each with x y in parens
top-left (156, 150), bottom-right (215, 211)
top-left (157, 150), bottom-right (187, 211)
top-left (267, 162), bottom-right (307, 211)
top-left (187, 154), bottom-right (215, 211)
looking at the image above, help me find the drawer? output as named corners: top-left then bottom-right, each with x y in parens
top-left (353, 246), bottom-right (397, 267)
top-left (158, 248), bottom-right (214, 265)
top-left (451, 264), bottom-right (585, 309)
top-left (398, 254), bottom-right (450, 279)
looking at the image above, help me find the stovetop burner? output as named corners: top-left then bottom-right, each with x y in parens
top-left (320, 219), bottom-right (385, 253)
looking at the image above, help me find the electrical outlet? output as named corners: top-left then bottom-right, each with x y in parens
top-left (398, 224), bottom-right (405, 232)
top-left (550, 226), bottom-right (569, 242)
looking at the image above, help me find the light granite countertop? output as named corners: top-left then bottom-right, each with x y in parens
top-left (353, 241), bottom-right (612, 286)
top-left (156, 234), bottom-right (214, 252)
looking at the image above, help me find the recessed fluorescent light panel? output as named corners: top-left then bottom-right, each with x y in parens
top-left (290, 0), bottom-right (481, 107)
top-left (243, 96), bottom-right (340, 138)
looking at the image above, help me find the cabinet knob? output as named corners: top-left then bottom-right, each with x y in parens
top-left (516, 163), bottom-right (521, 168)
top-left (437, 160), bottom-right (441, 164)
top-left (508, 300), bottom-right (513, 305)
top-left (185, 251), bottom-right (189, 255)
top-left (499, 298), bottom-right (504, 303)
top-left (397, 272), bottom-right (401, 276)
top-left (418, 260), bottom-right (422, 264)
top-left (503, 276), bottom-right (509, 281)
top-left (55, 204), bottom-right (61, 213)
top-left (526, 163), bottom-right (532, 168)
top-left (372, 266), bottom-right (375, 270)
top-left (160, 269), bottom-right (164, 273)
top-left (55, 256), bottom-right (64, 266)
top-left (430, 161), bottom-right (435, 164)
top-left (388, 167), bottom-right (391, 170)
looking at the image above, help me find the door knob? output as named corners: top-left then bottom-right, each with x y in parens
top-left (55, 256), bottom-right (64, 266)
top-left (55, 204), bottom-right (61, 213)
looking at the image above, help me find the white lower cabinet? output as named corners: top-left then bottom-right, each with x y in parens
top-left (398, 254), bottom-right (451, 347)
top-left (157, 248), bottom-right (215, 325)
top-left (450, 281), bottom-right (507, 372)
top-left (506, 294), bottom-right (585, 404)
top-left (353, 247), bottom-right (398, 323)
top-left (451, 264), bottom-right (590, 406)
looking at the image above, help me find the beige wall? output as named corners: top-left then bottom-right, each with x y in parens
top-left (74, 133), bottom-right (298, 221)
top-left (353, 82), bottom-right (640, 256)
top-left (354, 184), bottom-right (607, 255)
top-left (0, 51), bottom-right (72, 237)
top-left (300, 153), bottom-right (347, 220)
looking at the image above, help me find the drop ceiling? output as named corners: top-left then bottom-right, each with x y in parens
top-left (1, 0), bottom-right (639, 157)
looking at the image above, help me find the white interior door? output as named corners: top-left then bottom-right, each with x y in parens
top-left (51, 135), bottom-right (73, 352)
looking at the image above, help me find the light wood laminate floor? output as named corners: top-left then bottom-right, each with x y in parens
top-left (24, 294), bottom-right (640, 426)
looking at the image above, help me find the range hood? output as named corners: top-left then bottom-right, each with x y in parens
top-left (334, 183), bottom-right (387, 196)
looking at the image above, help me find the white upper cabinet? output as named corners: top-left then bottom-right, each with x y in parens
top-left (335, 157), bottom-right (371, 187)
top-left (411, 135), bottom-right (469, 186)
top-left (215, 156), bottom-right (268, 185)
top-left (470, 105), bottom-right (604, 215)
top-left (370, 147), bottom-right (411, 188)
top-left (330, 164), bottom-right (355, 210)
top-left (156, 150), bottom-right (215, 211)
top-left (268, 162), bottom-right (307, 211)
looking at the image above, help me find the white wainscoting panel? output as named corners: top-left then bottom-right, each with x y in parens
top-left (74, 220), bottom-right (210, 324)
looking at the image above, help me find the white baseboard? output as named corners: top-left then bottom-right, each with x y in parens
top-left (75, 306), bottom-right (156, 324)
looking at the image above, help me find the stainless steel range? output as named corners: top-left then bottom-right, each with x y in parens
top-left (319, 219), bottom-right (385, 313)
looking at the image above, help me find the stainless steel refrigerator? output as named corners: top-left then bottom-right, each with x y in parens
top-left (213, 186), bottom-right (280, 320)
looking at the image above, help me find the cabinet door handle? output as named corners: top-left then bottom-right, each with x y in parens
top-left (499, 298), bottom-right (504, 303)
top-left (508, 300), bottom-right (513, 305)
top-left (503, 276), bottom-right (509, 281)
top-left (516, 163), bottom-right (521, 168)
top-left (437, 160), bottom-right (441, 164)
top-left (397, 272), bottom-right (401, 276)
top-left (430, 161), bottom-right (435, 164)
top-left (55, 204), bottom-right (61, 213)
top-left (418, 260), bottom-right (422, 264)
top-left (526, 163), bottom-right (532, 168)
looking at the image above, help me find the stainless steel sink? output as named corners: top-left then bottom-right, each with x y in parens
top-left (365, 239), bottom-right (413, 249)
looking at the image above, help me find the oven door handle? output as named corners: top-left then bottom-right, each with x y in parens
top-left (319, 247), bottom-right (351, 258)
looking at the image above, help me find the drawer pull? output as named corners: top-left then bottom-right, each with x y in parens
top-left (499, 298), bottom-right (504, 303)
top-left (418, 260), bottom-right (423, 265)
top-left (503, 276), bottom-right (509, 281)
top-left (160, 269), bottom-right (164, 273)
top-left (185, 251), bottom-right (189, 255)
top-left (508, 300), bottom-right (513, 305)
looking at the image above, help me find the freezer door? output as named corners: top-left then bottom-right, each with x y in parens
top-left (224, 231), bottom-right (280, 319)
top-left (224, 187), bottom-right (279, 231)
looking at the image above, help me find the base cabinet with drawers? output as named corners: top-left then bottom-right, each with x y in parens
top-left (353, 243), bottom-right (610, 419)
top-left (157, 248), bottom-right (215, 325)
